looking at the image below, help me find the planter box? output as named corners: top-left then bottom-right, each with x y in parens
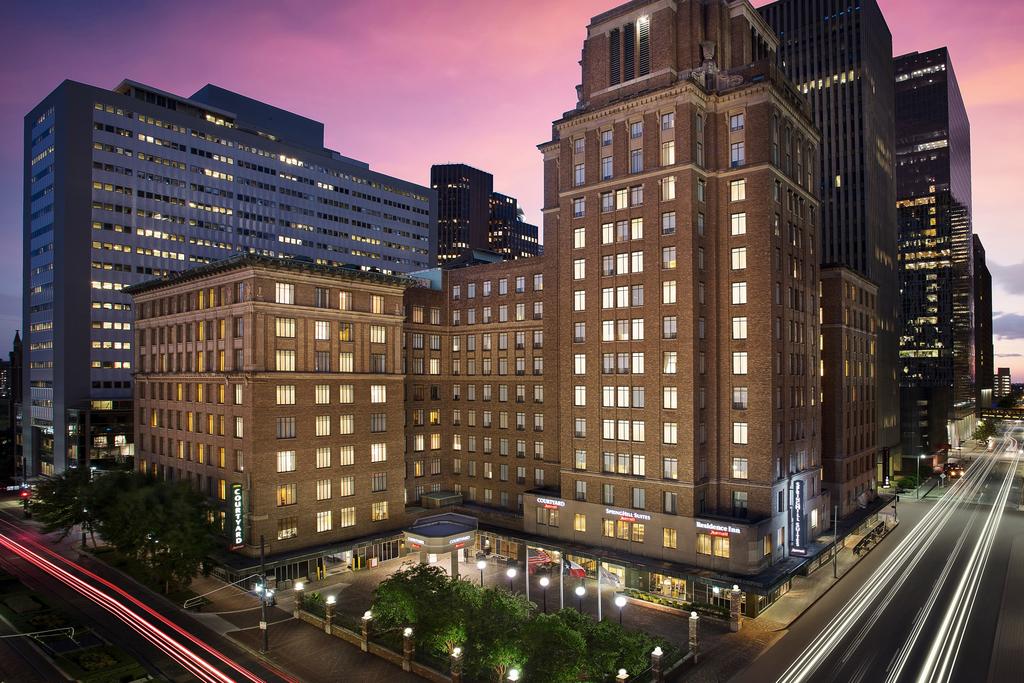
top-left (621, 593), bottom-right (730, 624)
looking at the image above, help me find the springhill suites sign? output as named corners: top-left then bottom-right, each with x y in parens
top-left (791, 479), bottom-right (806, 556)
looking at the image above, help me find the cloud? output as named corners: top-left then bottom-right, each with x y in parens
top-left (993, 313), bottom-right (1024, 339)
top-left (989, 262), bottom-right (1024, 295)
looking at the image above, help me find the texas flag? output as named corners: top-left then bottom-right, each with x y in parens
top-left (565, 558), bottom-right (587, 578)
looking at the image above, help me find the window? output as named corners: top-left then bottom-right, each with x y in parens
top-left (277, 517), bottom-right (298, 540)
top-left (663, 316), bottom-right (677, 339)
top-left (630, 149), bottom-right (643, 174)
top-left (730, 142), bottom-right (745, 167)
top-left (574, 259), bottom-right (586, 280)
top-left (339, 352), bottom-right (354, 373)
top-left (630, 121), bottom-right (643, 139)
top-left (371, 472), bottom-right (387, 492)
top-left (371, 443), bottom-right (387, 462)
top-left (661, 176), bottom-right (676, 201)
top-left (314, 320), bottom-right (330, 340)
top-left (315, 510), bottom-right (332, 532)
top-left (370, 295), bottom-right (385, 314)
top-left (730, 112), bottom-right (745, 131)
top-left (277, 483), bottom-right (296, 507)
top-left (276, 417), bottom-right (295, 439)
top-left (631, 487), bottom-right (646, 510)
top-left (732, 317), bottom-right (748, 340)
top-left (339, 384), bottom-right (354, 403)
top-left (661, 212), bottom-right (676, 235)
top-left (697, 533), bottom-right (712, 555)
top-left (316, 447), bottom-right (331, 468)
top-left (371, 501), bottom-right (389, 521)
top-left (573, 227), bottom-right (586, 249)
top-left (663, 386), bottom-right (678, 410)
top-left (341, 414), bottom-right (357, 434)
top-left (275, 317), bottom-right (295, 338)
top-left (370, 385), bottom-right (387, 403)
top-left (732, 282), bottom-right (748, 305)
top-left (370, 325), bottom-right (386, 344)
top-left (602, 129), bottom-right (612, 146)
top-left (601, 156), bottom-right (613, 180)
top-left (732, 352), bottom-right (748, 375)
top-left (663, 422), bottom-right (678, 445)
top-left (733, 422), bottom-right (748, 444)
top-left (731, 213), bottom-right (747, 236)
top-left (663, 280), bottom-right (676, 304)
top-left (573, 197), bottom-right (585, 218)
top-left (663, 351), bottom-right (677, 374)
top-left (662, 247), bottom-right (677, 270)
top-left (574, 163), bottom-right (585, 187)
top-left (732, 457), bottom-right (749, 479)
top-left (730, 179), bottom-right (746, 201)
top-left (338, 291), bottom-right (352, 311)
top-left (663, 457), bottom-right (678, 480)
top-left (339, 445), bottom-right (355, 466)
top-left (661, 112), bottom-right (674, 130)
top-left (733, 491), bottom-right (748, 518)
top-left (338, 323), bottom-right (353, 342)
top-left (663, 528), bottom-right (678, 549)
top-left (315, 351), bottom-right (330, 372)
top-left (574, 513), bottom-right (587, 532)
top-left (731, 247), bottom-right (747, 270)
top-left (314, 384), bottom-right (330, 404)
top-left (713, 536), bottom-right (730, 558)
top-left (276, 450), bottom-right (296, 473)
top-left (276, 385), bottom-right (295, 405)
top-left (315, 415), bottom-right (331, 437)
top-left (339, 507), bottom-right (356, 528)
top-left (316, 479), bottom-right (332, 501)
top-left (275, 282), bottom-right (294, 305)
top-left (661, 141), bottom-right (675, 166)
top-left (574, 137), bottom-right (585, 154)
top-left (732, 387), bottom-right (748, 410)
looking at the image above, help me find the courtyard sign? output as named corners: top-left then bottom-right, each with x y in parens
top-left (230, 483), bottom-right (244, 549)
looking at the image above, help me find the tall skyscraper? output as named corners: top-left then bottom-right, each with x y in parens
top-left (760, 0), bottom-right (901, 472)
top-left (535, 0), bottom-right (825, 571)
top-left (895, 48), bottom-right (975, 456)
top-left (431, 164), bottom-right (540, 266)
top-left (973, 235), bottom-right (993, 409)
top-left (23, 79), bottom-right (435, 475)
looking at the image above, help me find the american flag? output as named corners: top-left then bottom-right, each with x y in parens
top-left (527, 548), bottom-right (551, 573)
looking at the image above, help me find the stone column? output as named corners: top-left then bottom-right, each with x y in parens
top-left (729, 585), bottom-right (742, 632)
top-left (293, 582), bottom-right (304, 619)
top-left (324, 597), bottom-right (335, 634)
top-left (450, 648), bottom-right (463, 683)
top-left (689, 611), bottom-right (700, 663)
top-left (419, 549), bottom-right (429, 564)
top-left (451, 549), bottom-right (460, 580)
top-left (616, 668), bottom-right (629, 682)
top-left (651, 646), bottom-right (664, 683)
top-left (402, 628), bottom-right (415, 672)
top-left (360, 611), bottom-right (372, 652)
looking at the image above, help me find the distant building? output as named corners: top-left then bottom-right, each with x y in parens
top-left (973, 235), bottom-right (993, 409)
top-left (23, 79), bottom-right (435, 476)
top-left (820, 267), bottom-right (878, 515)
top-left (894, 48), bottom-right (975, 456)
top-left (995, 368), bottom-right (1012, 400)
top-left (431, 164), bottom-right (540, 266)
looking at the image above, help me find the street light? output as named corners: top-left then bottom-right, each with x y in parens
top-left (539, 576), bottom-right (550, 612)
top-left (477, 559), bottom-right (487, 586)
top-left (614, 594), bottom-right (627, 624)
top-left (506, 567), bottom-right (518, 592)
top-left (575, 585), bottom-right (586, 611)
top-left (918, 454), bottom-right (928, 499)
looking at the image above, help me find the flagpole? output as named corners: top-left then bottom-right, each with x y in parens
top-left (560, 551), bottom-right (564, 610)
top-left (525, 545), bottom-right (530, 603)
top-left (597, 557), bottom-right (602, 621)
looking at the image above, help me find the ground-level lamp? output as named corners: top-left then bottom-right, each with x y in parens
top-left (616, 668), bottom-right (629, 682)
top-left (476, 559), bottom-right (488, 586)
top-left (506, 567), bottom-right (518, 592)
top-left (614, 594), bottom-right (627, 624)
top-left (507, 668), bottom-right (521, 682)
top-left (574, 585), bottom-right (586, 611)
top-left (539, 577), bottom-right (550, 612)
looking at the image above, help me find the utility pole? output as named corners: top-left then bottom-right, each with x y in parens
top-left (260, 535), bottom-right (268, 653)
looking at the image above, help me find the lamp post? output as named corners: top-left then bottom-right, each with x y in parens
top-left (917, 454), bottom-right (927, 499)
top-left (325, 595), bottom-right (336, 634)
top-left (476, 559), bottom-right (487, 586)
top-left (539, 576), bottom-right (550, 612)
top-left (294, 581), bottom-right (305, 618)
top-left (614, 594), bottom-right (627, 624)
top-left (506, 567), bottom-right (517, 592)
top-left (451, 647), bottom-right (463, 683)
top-left (574, 585), bottom-right (586, 612)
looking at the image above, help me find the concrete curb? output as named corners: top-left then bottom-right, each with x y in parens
top-left (222, 625), bottom-right (308, 683)
top-left (768, 520), bottom-right (900, 632)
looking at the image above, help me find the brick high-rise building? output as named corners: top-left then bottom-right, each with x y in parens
top-left (129, 256), bottom-right (415, 574)
top-left (820, 267), bottom-right (878, 515)
top-left (532, 0), bottom-right (826, 576)
top-left (759, 0), bottom-right (901, 476)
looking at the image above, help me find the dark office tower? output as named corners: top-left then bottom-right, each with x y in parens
top-left (488, 193), bottom-right (541, 260)
top-left (973, 235), bottom-right (993, 409)
top-left (760, 0), bottom-right (901, 472)
top-left (895, 48), bottom-right (975, 457)
top-left (431, 164), bottom-right (541, 266)
top-left (23, 79), bottom-right (435, 475)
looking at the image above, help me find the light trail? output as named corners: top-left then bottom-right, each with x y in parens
top-left (917, 445), bottom-right (1022, 683)
top-left (0, 516), bottom-right (297, 683)
top-left (0, 531), bottom-right (234, 682)
top-left (775, 427), bottom-right (1017, 683)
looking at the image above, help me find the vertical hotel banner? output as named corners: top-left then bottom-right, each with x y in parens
top-left (791, 479), bottom-right (806, 556)
top-left (230, 482), bottom-right (245, 549)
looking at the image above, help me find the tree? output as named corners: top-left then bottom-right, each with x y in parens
top-left (972, 421), bottom-right (997, 441)
top-left (465, 587), bottom-right (530, 681)
top-left (521, 613), bottom-right (585, 683)
top-left (144, 481), bottom-right (213, 593)
top-left (372, 563), bottom-right (452, 636)
top-left (33, 466), bottom-right (99, 545)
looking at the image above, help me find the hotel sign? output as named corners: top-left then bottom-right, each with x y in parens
top-left (605, 507), bottom-right (652, 522)
top-left (447, 534), bottom-right (473, 547)
top-left (230, 483), bottom-right (245, 549)
top-left (696, 520), bottom-right (742, 536)
top-left (536, 496), bottom-right (566, 509)
top-left (791, 480), bottom-right (806, 556)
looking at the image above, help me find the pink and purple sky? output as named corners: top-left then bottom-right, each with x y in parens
top-left (3, 0), bottom-right (1024, 377)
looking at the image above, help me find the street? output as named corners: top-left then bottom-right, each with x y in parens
top-left (732, 430), bottom-right (1024, 683)
top-left (0, 509), bottom-right (294, 683)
